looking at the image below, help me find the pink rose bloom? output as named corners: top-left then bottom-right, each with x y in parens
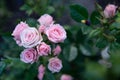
top-left (45, 24), bottom-right (67, 43)
top-left (38, 25), bottom-right (46, 33)
top-left (37, 42), bottom-right (51, 56)
top-left (53, 45), bottom-right (61, 56)
top-left (38, 65), bottom-right (45, 80)
top-left (20, 27), bottom-right (43, 48)
top-left (12, 22), bottom-right (29, 46)
top-left (60, 74), bottom-right (73, 80)
top-left (104, 4), bottom-right (117, 18)
top-left (38, 14), bottom-right (54, 27)
top-left (20, 48), bottom-right (38, 64)
top-left (48, 57), bottom-right (62, 73)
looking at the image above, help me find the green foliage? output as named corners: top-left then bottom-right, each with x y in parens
top-left (20, 0), bottom-right (55, 15)
top-left (70, 4), bottom-right (88, 22)
top-left (44, 71), bottom-right (56, 80)
top-left (63, 45), bottom-right (78, 62)
top-left (26, 18), bottom-right (39, 27)
top-left (90, 10), bottom-right (100, 25)
top-left (0, 62), bottom-right (6, 75)
top-left (88, 28), bottom-right (102, 38)
top-left (84, 62), bottom-right (107, 80)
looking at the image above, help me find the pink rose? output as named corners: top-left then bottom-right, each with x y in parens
top-left (38, 65), bottom-right (45, 80)
top-left (60, 74), bottom-right (73, 80)
top-left (12, 22), bottom-right (29, 46)
top-left (20, 48), bottom-right (38, 64)
top-left (48, 57), bottom-right (62, 73)
top-left (45, 24), bottom-right (67, 43)
top-left (53, 45), bottom-right (61, 56)
top-left (20, 27), bottom-right (43, 48)
top-left (37, 42), bottom-right (51, 56)
top-left (38, 25), bottom-right (46, 33)
top-left (38, 14), bottom-right (54, 27)
top-left (104, 4), bottom-right (117, 18)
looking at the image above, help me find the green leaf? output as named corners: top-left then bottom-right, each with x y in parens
top-left (110, 22), bottom-right (120, 29)
top-left (26, 18), bottom-right (38, 27)
top-left (20, 4), bottom-right (30, 11)
top-left (110, 50), bottom-right (120, 76)
top-left (44, 71), bottom-right (55, 80)
top-left (80, 24), bottom-right (93, 35)
top-left (70, 4), bottom-right (88, 22)
top-left (66, 30), bottom-right (75, 42)
top-left (63, 45), bottom-right (78, 62)
top-left (26, 9), bottom-right (33, 15)
top-left (0, 61), bottom-right (6, 75)
top-left (90, 10), bottom-right (100, 25)
top-left (76, 29), bottom-right (85, 43)
top-left (88, 28), bottom-right (102, 38)
top-left (96, 38), bottom-right (108, 49)
top-left (79, 44), bottom-right (92, 56)
top-left (46, 6), bottom-right (55, 14)
top-left (69, 45), bottom-right (78, 61)
top-left (95, 3), bottom-right (103, 12)
top-left (20, 4), bottom-right (33, 15)
top-left (109, 42), bottom-right (120, 54)
top-left (84, 62), bottom-right (106, 80)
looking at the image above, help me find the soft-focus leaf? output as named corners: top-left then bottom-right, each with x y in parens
top-left (76, 29), bottom-right (85, 43)
top-left (84, 62), bottom-right (106, 80)
top-left (20, 4), bottom-right (33, 15)
top-left (69, 46), bottom-right (78, 61)
top-left (109, 42), bottom-right (120, 54)
top-left (0, 61), bottom-right (6, 75)
top-left (79, 44), bottom-right (91, 56)
top-left (110, 22), bottom-right (120, 29)
top-left (26, 18), bottom-right (38, 27)
top-left (63, 45), bottom-right (78, 62)
top-left (70, 4), bottom-right (88, 22)
top-left (46, 6), bottom-right (55, 14)
top-left (96, 38), bottom-right (108, 49)
top-left (20, 4), bottom-right (31, 11)
top-left (110, 50), bottom-right (120, 76)
top-left (44, 71), bottom-right (55, 80)
top-left (90, 10), bottom-right (100, 25)
top-left (88, 28), bottom-right (102, 38)
top-left (80, 24), bottom-right (93, 35)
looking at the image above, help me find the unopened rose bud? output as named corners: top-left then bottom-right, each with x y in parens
top-left (53, 45), bottom-right (61, 56)
top-left (38, 65), bottom-right (45, 80)
top-left (104, 4), bottom-right (117, 18)
top-left (60, 74), bottom-right (73, 80)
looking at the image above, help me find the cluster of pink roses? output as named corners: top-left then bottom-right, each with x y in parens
top-left (12, 14), bottom-right (67, 80)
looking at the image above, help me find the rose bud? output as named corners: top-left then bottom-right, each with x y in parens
top-left (38, 65), bottom-right (45, 80)
top-left (104, 4), bottom-right (117, 18)
top-left (60, 74), bottom-right (73, 80)
top-left (53, 45), bottom-right (61, 56)
top-left (48, 57), bottom-right (62, 73)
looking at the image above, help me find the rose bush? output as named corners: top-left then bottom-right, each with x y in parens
top-left (1, 1), bottom-right (120, 80)
top-left (10, 14), bottom-right (67, 80)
